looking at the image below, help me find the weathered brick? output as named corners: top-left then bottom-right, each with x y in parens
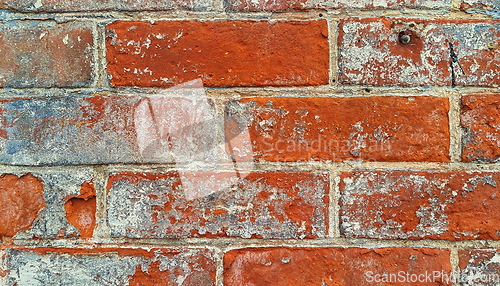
top-left (461, 0), bottom-right (500, 12)
top-left (0, 174), bottom-right (45, 239)
top-left (461, 94), bottom-right (500, 163)
top-left (106, 20), bottom-right (329, 87)
top-left (338, 18), bottom-right (500, 86)
top-left (225, 96), bottom-right (450, 162)
top-left (459, 249), bottom-right (500, 285)
top-left (0, 95), bottom-right (217, 165)
top-left (106, 171), bottom-right (329, 239)
top-left (224, 247), bottom-right (451, 285)
top-left (0, 21), bottom-right (93, 88)
top-left (341, 171), bottom-right (500, 240)
top-left (0, 169), bottom-right (95, 240)
top-left (0, 247), bottom-right (216, 286)
top-left (228, 0), bottom-right (449, 11)
top-left (0, 0), bottom-right (214, 11)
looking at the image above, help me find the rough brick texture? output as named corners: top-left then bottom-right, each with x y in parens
top-left (461, 0), bottom-right (500, 11)
top-left (0, 170), bottom-right (95, 240)
top-left (228, 0), bottom-right (449, 11)
top-left (106, 20), bottom-right (329, 87)
top-left (459, 249), bottom-right (500, 285)
top-left (0, 247), bottom-right (217, 286)
top-left (341, 171), bottom-right (500, 240)
top-left (224, 247), bottom-right (451, 285)
top-left (225, 96), bottom-right (450, 162)
top-left (462, 94), bottom-right (500, 163)
top-left (339, 18), bottom-right (500, 86)
top-left (0, 95), bottom-right (217, 165)
top-left (106, 171), bottom-right (329, 239)
top-left (0, 21), bottom-right (93, 88)
top-left (0, 0), bottom-right (214, 11)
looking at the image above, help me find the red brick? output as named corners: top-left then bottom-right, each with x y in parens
top-left (64, 182), bottom-right (96, 239)
top-left (341, 171), bottom-right (500, 240)
top-left (459, 250), bottom-right (500, 285)
top-left (0, 95), bottom-right (217, 165)
top-left (0, 247), bottom-right (216, 285)
top-left (461, 0), bottom-right (499, 12)
top-left (106, 20), bottom-right (329, 87)
top-left (228, 0), bottom-right (449, 11)
top-left (339, 18), bottom-right (500, 86)
top-left (224, 247), bottom-right (451, 285)
top-left (0, 0), bottom-right (214, 11)
top-left (106, 171), bottom-right (329, 239)
top-left (0, 174), bottom-right (45, 240)
top-left (0, 170), bottom-right (96, 240)
top-left (225, 96), bottom-right (450, 162)
top-left (461, 94), bottom-right (500, 163)
top-left (0, 21), bottom-right (93, 88)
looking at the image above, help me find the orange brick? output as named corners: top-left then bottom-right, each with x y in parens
top-left (224, 247), bottom-right (451, 285)
top-left (225, 96), bottom-right (450, 162)
top-left (0, 21), bottom-right (93, 87)
top-left (461, 94), bottom-right (500, 162)
top-left (106, 171), bottom-right (329, 239)
top-left (106, 20), bottom-right (329, 87)
top-left (339, 18), bottom-right (500, 86)
top-left (341, 171), bottom-right (500, 240)
top-left (1, 247), bottom-right (216, 285)
top-left (228, 0), bottom-right (449, 11)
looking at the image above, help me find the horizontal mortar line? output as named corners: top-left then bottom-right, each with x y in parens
top-left (0, 86), bottom-right (498, 97)
top-left (6, 237), bottom-right (500, 250)
top-left (1, 161), bottom-right (500, 175)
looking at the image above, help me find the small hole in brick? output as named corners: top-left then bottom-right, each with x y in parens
top-left (399, 32), bottom-right (411, 45)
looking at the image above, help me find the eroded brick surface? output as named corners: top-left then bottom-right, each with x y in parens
top-left (0, 95), bottom-right (217, 165)
top-left (106, 171), bottom-right (329, 239)
top-left (225, 96), bottom-right (450, 162)
top-left (341, 171), bottom-right (500, 240)
top-left (0, 0), bottom-right (214, 11)
top-left (461, 0), bottom-right (500, 12)
top-left (224, 247), bottom-right (451, 285)
top-left (461, 94), bottom-right (500, 163)
top-left (0, 21), bottom-right (93, 88)
top-left (228, 0), bottom-right (449, 11)
top-left (0, 247), bottom-right (216, 286)
top-left (0, 174), bottom-right (45, 239)
top-left (0, 170), bottom-right (96, 240)
top-left (459, 249), bottom-right (500, 285)
top-left (106, 20), bottom-right (329, 87)
top-left (339, 18), bottom-right (500, 86)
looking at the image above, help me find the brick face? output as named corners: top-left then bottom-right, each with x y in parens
top-left (224, 247), bottom-right (451, 285)
top-left (106, 171), bottom-right (329, 239)
top-left (228, 0), bottom-right (449, 11)
top-left (0, 95), bottom-right (217, 165)
top-left (459, 249), bottom-right (500, 285)
top-left (0, 21), bottom-right (93, 88)
top-left (0, 0), bottom-right (215, 11)
top-left (0, 170), bottom-right (95, 240)
top-left (338, 18), bottom-right (500, 86)
top-left (225, 96), bottom-right (450, 162)
top-left (0, 247), bottom-right (217, 285)
top-left (341, 171), bottom-right (500, 240)
top-left (461, 94), bottom-right (500, 163)
top-left (106, 20), bottom-right (329, 87)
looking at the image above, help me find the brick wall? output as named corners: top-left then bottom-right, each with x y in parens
top-left (0, 0), bottom-right (500, 285)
